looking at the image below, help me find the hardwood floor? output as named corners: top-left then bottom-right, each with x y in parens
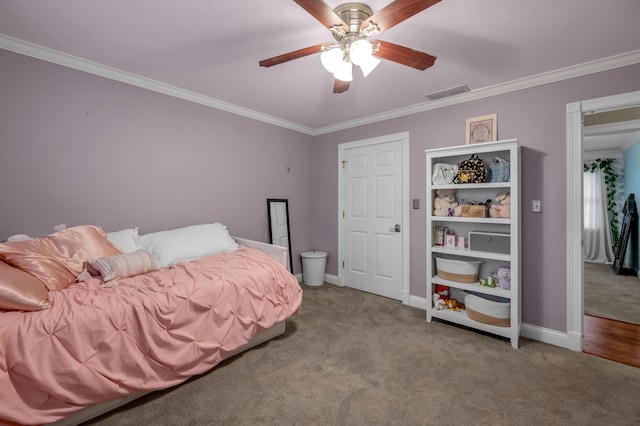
top-left (584, 314), bottom-right (640, 368)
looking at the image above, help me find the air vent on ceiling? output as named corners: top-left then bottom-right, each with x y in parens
top-left (425, 85), bottom-right (470, 101)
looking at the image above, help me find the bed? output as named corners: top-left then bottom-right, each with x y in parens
top-left (0, 224), bottom-right (303, 426)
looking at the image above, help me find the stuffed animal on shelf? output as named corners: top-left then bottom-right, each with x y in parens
top-left (497, 266), bottom-right (511, 290)
top-left (435, 285), bottom-right (450, 301)
top-left (445, 298), bottom-right (465, 312)
top-left (489, 191), bottom-right (511, 218)
top-left (433, 293), bottom-right (446, 310)
top-left (433, 189), bottom-right (462, 217)
top-left (445, 298), bottom-right (458, 311)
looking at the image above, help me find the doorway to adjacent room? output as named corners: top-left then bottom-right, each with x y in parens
top-left (567, 90), bottom-right (640, 367)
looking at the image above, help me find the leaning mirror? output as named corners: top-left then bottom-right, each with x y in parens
top-left (267, 199), bottom-right (293, 272)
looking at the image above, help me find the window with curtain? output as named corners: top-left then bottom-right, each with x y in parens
top-left (583, 168), bottom-right (615, 263)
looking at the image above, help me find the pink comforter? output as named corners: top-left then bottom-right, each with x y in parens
top-left (0, 246), bottom-right (302, 425)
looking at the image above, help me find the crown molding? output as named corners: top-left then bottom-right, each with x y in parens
top-left (2, 33), bottom-right (639, 137)
top-left (314, 49), bottom-right (640, 135)
top-left (584, 118), bottom-right (640, 136)
top-left (583, 149), bottom-right (624, 161)
top-left (623, 131), bottom-right (640, 151)
top-left (0, 34), bottom-right (316, 135)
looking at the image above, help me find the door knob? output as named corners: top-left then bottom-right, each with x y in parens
top-left (389, 224), bottom-right (401, 233)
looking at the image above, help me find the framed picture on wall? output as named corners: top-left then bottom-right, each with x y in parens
top-left (466, 113), bottom-right (497, 144)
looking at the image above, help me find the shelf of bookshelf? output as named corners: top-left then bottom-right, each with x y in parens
top-left (432, 182), bottom-right (510, 191)
top-left (431, 275), bottom-right (511, 298)
top-left (431, 246), bottom-right (510, 262)
top-left (429, 308), bottom-right (514, 339)
top-left (431, 216), bottom-right (510, 225)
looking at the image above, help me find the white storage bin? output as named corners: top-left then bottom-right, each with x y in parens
top-left (464, 292), bottom-right (510, 327)
top-left (435, 257), bottom-right (481, 283)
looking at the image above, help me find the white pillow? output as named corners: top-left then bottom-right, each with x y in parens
top-left (106, 227), bottom-right (141, 253)
top-left (139, 223), bottom-right (238, 267)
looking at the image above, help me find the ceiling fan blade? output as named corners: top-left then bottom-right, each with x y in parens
top-left (294, 0), bottom-right (348, 31)
top-left (259, 43), bottom-right (326, 67)
top-left (333, 79), bottom-right (350, 93)
top-left (372, 40), bottom-right (436, 70)
top-left (362, 0), bottom-right (441, 33)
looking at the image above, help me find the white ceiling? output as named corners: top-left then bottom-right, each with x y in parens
top-left (583, 119), bottom-right (640, 153)
top-left (1, 0), bottom-right (640, 132)
top-left (584, 132), bottom-right (640, 153)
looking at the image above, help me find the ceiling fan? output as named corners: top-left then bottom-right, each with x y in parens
top-left (259, 0), bottom-right (440, 93)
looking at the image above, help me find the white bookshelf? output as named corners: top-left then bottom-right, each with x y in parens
top-left (425, 139), bottom-right (521, 348)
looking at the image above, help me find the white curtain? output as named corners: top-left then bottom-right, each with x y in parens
top-left (583, 169), bottom-right (615, 263)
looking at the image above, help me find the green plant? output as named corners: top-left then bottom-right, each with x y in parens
top-left (584, 159), bottom-right (620, 249)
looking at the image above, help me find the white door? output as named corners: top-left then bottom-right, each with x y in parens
top-left (340, 136), bottom-right (406, 301)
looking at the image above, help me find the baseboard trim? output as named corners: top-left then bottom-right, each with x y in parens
top-left (564, 331), bottom-right (583, 352)
top-left (409, 294), bottom-right (430, 311)
top-left (408, 295), bottom-right (574, 350)
top-left (324, 274), bottom-right (340, 285)
top-left (328, 287), bottom-right (575, 351)
top-left (297, 273), bottom-right (341, 286)
top-left (521, 323), bottom-right (574, 350)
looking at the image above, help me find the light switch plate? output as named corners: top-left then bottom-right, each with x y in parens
top-left (532, 200), bottom-right (542, 212)
top-left (412, 199), bottom-right (420, 209)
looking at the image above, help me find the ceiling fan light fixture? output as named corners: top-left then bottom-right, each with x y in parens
top-left (349, 39), bottom-right (372, 66)
top-left (359, 53), bottom-right (381, 77)
top-left (320, 47), bottom-right (343, 73)
top-left (349, 39), bottom-right (380, 78)
top-left (333, 60), bottom-right (353, 82)
top-left (259, 0), bottom-right (440, 93)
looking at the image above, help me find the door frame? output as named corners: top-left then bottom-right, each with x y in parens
top-left (338, 132), bottom-right (411, 304)
top-left (566, 90), bottom-right (640, 351)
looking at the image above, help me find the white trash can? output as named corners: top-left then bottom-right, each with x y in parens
top-left (300, 251), bottom-right (327, 286)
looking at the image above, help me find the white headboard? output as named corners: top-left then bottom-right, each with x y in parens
top-left (232, 237), bottom-right (290, 270)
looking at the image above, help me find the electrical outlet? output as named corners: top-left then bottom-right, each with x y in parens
top-left (412, 199), bottom-right (420, 209)
top-left (532, 200), bottom-right (542, 213)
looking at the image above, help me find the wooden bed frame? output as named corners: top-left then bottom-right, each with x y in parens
top-left (49, 237), bottom-right (291, 426)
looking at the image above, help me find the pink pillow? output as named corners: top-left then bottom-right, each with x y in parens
top-left (46, 225), bottom-right (123, 274)
top-left (0, 238), bottom-right (72, 291)
top-left (0, 225), bottom-right (123, 291)
top-left (0, 261), bottom-right (51, 311)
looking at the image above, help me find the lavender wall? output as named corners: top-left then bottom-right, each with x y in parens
top-left (311, 64), bottom-right (640, 332)
top-left (3, 46), bottom-right (640, 332)
top-left (0, 50), bottom-right (314, 273)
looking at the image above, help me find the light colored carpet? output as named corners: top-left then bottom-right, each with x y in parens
top-left (584, 262), bottom-right (640, 325)
top-left (86, 283), bottom-right (640, 425)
